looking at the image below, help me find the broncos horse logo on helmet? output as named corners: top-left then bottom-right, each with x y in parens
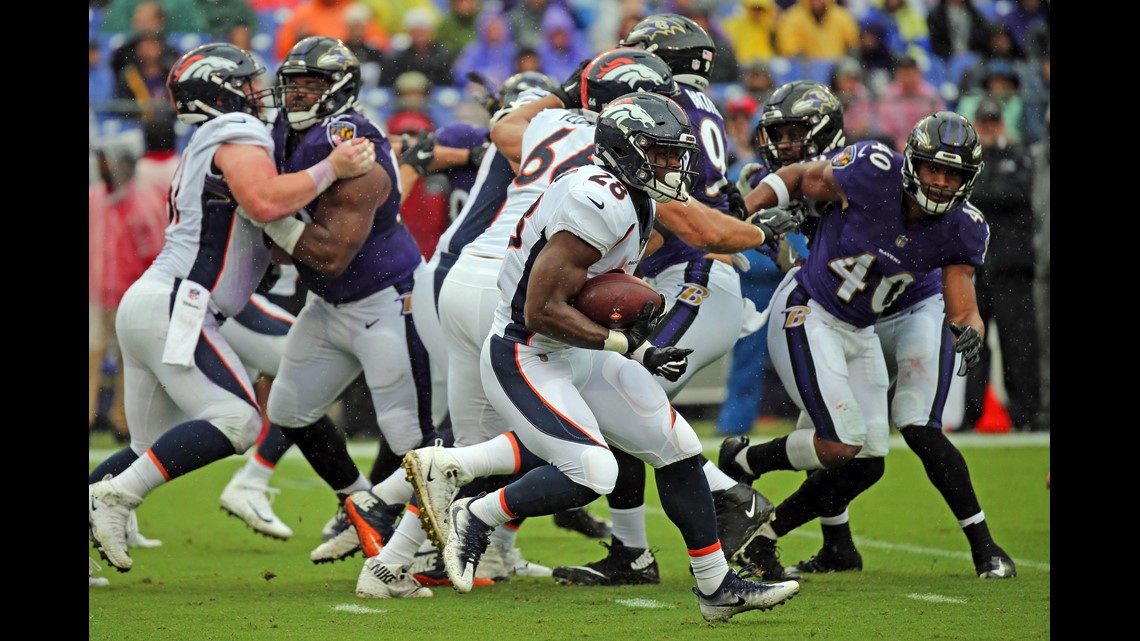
top-left (902, 111), bottom-right (984, 216)
top-left (167, 43), bottom-right (274, 125)
top-left (578, 48), bottom-right (678, 113)
top-left (594, 92), bottom-right (699, 204)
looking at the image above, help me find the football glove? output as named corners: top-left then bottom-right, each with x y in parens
top-left (949, 322), bottom-right (982, 376)
top-left (549, 58), bottom-right (591, 110)
top-left (747, 206), bottom-right (800, 243)
top-left (638, 346), bottom-right (693, 382)
top-left (723, 180), bottom-right (749, 221)
top-left (730, 252), bottom-right (752, 273)
top-left (618, 301), bottom-right (665, 354)
top-left (400, 132), bottom-right (436, 176)
top-left (736, 162), bottom-right (763, 196)
top-left (468, 141), bottom-right (491, 168)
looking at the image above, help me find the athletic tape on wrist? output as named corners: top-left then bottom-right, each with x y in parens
top-left (629, 342), bottom-right (652, 363)
top-left (760, 173), bottom-right (790, 208)
top-left (602, 330), bottom-right (629, 353)
top-left (305, 158), bottom-right (337, 194)
top-left (263, 217), bottom-right (305, 255)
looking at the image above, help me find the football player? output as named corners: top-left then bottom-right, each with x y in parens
top-left (88, 42), bottom-right (374, 575)
top-left (723, 83), bottom-right (1016, 580)
top-left (722, 110), bottom-right (996, 582)
top-left (442, 91), bottom-right (800, 622)
top-left (246, 37), bottom-right (436, 584)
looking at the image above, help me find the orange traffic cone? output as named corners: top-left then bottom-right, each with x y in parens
top-left (975, 384), bottom-right (1012, 433)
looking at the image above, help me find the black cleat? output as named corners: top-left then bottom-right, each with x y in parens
top-left (787, 547), bottom-right (863, 578)
top-left (552, 507), bottom-right (612, 539)
top-left (713, 483), bottom-right (775, 560)
top-left (718, 436), bottom-right (758, 485)
top-left (975, 552), bottom-right (1016, 579)
top-left (734, 535), bottom-right (792, 581)
top-left (552, 538), bottom-right (660, 586)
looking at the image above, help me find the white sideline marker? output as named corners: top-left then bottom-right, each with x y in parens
top-left (615, 598), bottom-right (673, 609)
top-left (906, 593), bottom-right (967, 604)
top-left (332, 604), bottom-right (387, 614)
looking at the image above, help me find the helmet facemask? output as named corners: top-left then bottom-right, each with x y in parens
top-left (626, 130), bottom-right (699, 203)
top-left (902, 153), bottom-right (982, 216)
top-left (278, 71), bottom-right (359, 131)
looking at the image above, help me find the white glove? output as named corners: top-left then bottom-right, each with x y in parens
top-left (731, 252), bottom-right (752, 273)
top-left (736, 162), bottom-right (763, 196)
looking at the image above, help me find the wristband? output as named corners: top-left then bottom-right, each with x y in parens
top-left (263, 216), bottom-right (306, 254)
top-left (760, 173), bottom-right (790, 208)
top-left (602, 330), bottom-right (629, 353)
top-left (629, 342), bottom-right (652, 363)
top-left (305, 158), bottom-right (337, 194)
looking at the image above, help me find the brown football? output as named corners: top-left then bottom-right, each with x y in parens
top-left (572, 271), bottom-right (665, 329)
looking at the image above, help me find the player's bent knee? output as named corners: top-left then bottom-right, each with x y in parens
top-left (212, 405), bottom-right (262, 453)
top-left (576, 447), bottom-right (619, 495)
top-left (816, 440), bottom-right (861, 468)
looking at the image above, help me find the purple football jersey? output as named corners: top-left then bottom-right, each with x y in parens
top-left (272, 111), bottom-right (422, 305)
top-left (793, 141), bottom-right (989, 327)
top-left (639, 85), bottom-right (729, 278)
top-left (435, 122), bottom-right (488, 205)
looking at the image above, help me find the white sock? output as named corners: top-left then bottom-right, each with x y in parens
top-left (609, 505), bottom-right (649, 549)
top-left (376, 507), bottom-right (426, 567)
top-left (702, 460), bottom-right (738, 492)
top-left (451, 433), bottom-right (519, 478)
top-left (690, 546), bottom-right (730, 595)
top-left (372, 468), bottom-right (414, 505)
top-left (467, 489), bottom-right (512, 529)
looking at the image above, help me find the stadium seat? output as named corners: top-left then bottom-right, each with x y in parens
top-left (805, 59), bottom-right (837, 86)
top-left (767, 57), bottom-right (803, 87)
top-left (947, 51), bottom-right (980, 88)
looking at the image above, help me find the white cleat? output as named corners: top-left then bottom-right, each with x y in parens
top-left (477, 543), bottom-right (553, 581)
top-left (356, 558), bottom-right (433, 599)
top-left (126, 510), bottom-right (163, 548)
top-left (89, 556), bottom-right (110, 587)
top-left (89, 480), bottom-right (143, 572)
top-left (220, 472), bottom-right (294, 540)
top-left (694, 568), bottom-right (800, 622)
top-left (403, 445), bottom-right (472, 550)
top-left (442, 497), bottom-right (493, 593)
top-left (311, 525), bottom-right (361, 564)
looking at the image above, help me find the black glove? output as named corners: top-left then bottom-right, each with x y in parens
top-left (639, 346), bottom-right (693, 382)
top-left (723, 180), bottom-right (749, 221)
top-left (617, 301), bottom-right (665, 354)
top-left (400, 132), bottom-right (436, 176)
top-left (468, 141), bottom-right (490, 168)
top-left (549, 58), bottom-right (591, 109)
top-left (949, 322), bottom-right (982, 376)
top-left (747, 206), bottom-right (800, 243)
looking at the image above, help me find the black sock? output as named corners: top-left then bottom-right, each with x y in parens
top-left (745, 436), bottom-right (793, 476)
top-left (255, 423), bottom-right (294, 466)
top-left (773, 458), bottom-right (885, 538)
top-left (820, 521), bottom-right (855, 554)
top-left (280, 416), bottom-right (361, 490)
top-left (608, 446), bottom-right (646, 510)
top-left (902, 427), bottom-right (984, 522)
top-left (655, 456), bottom-right (718, 550)
top-left (89, 446), bottom-right (141, 483)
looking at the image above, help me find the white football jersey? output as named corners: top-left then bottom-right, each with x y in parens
top-left (146, 113), bottom-right (274, 317)
top-left (490, 164), bottom-right (654, 352)
top-left (461, 107), bottom-right (597, 259)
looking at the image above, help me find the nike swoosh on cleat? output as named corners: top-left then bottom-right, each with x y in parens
top-left (586, 196), bottom-right (605, 209)
top-left (744, 496), bottom-right (757, 518)
top-left (247, 499), bottom-right (273, 523)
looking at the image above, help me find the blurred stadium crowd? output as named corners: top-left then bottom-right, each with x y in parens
top-left (89, 0), bottom-right (1050, 436)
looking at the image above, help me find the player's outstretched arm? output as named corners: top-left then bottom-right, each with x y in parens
top-left (221, 137), bottom-right (375, 222)
top-left (654, 197), bottom-right (765, 253)
top-left (741, 158), bottom-right (845, 218)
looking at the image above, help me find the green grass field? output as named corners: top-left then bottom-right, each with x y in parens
top-left (89, 421), bottom-right (1050, 641)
